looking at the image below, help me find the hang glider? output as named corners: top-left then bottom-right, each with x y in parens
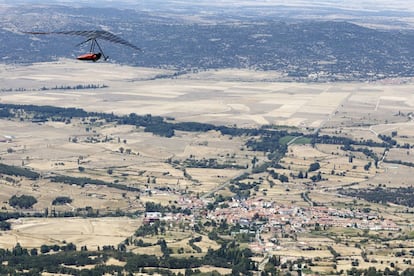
top-left (24, 30), bottom-right (142, 62)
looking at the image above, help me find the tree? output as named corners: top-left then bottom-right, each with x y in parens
top-left (157, 239), bottom-right (171, 257)
top-left (268, 255), bottom-right (281, 267)
top-left (251, 156), bottom-right (258, 168)
top-left (52, 196), bottom-right (73, 205)
top-left (264, 262), bottom-right (277, 275)
top-left (364, 162), bottom-right (372, 171)
top-left (279, 174), bottom-right (289, 183)
top-left (0, 221), bottom-right (11, 231)
top-left (118, 243), bottom-right (127, 252)
top-left (310, 171), bottom-right (322, 182)
top-left (12, 243), bottom-right (21, 256)
top-left (40, 244), bottom-right (50, 254)
top-left (207, 202), bottom-right (215, 211)
top-left (9, 195), bottom-right (37, 209)
top-left (308, 162), bottom-right (320, 172)
top-left (30, 248), bottom-right (38, 256)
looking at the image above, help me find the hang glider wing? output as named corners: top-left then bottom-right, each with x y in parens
top-left (24, 30), bottom-right (141, 51)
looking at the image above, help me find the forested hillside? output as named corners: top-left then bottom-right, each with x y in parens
top-left (1, 5), bottom-right (414, 81)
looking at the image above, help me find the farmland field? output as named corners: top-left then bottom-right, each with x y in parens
top-left (1, 60), bottom-right (414, 274)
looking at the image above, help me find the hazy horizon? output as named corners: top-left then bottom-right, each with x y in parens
top-left (1, 0), bottom-right (414, 13)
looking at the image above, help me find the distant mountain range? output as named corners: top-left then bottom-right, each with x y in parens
top-left (1, 4), bottom-right (414, 81)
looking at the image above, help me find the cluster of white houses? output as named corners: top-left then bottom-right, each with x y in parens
top-left (145, 196), bottom-right (400, 232)
top-left (206, 198), bottom-right (400, 232)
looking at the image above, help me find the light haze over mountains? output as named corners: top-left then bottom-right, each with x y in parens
top-left (1, 0), bottom-right (413, 80)
top-left (2, 0), bottom-right (414, 12)
top-left (2, 0), bottom-right (413, 28)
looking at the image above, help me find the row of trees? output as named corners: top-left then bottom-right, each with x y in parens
top-left (0, 103), bottom-right (303, 141)
top-left (0, 163), bottom-right (40, 180)
top-left (0, 239), bottom-right (257, 275)
top-left (144, 201), bottom-right (192, 215)
top-left (0, 241), bottom-right (411, 275)
top-left (312, 134), bottom-right (389, 148)
top-left (183, 157), bottom-right (246, 170)
top-left (49, 175), bottom-right (140, 192)
top-left (39, 84), bottom-right (108, 91)
top-left (339, 186), bottom-right (414, 207)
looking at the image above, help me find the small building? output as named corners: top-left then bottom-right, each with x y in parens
top-left (144, 211), bottom-right (162, 224)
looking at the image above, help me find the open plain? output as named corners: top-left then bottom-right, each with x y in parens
top-left (1, 60), bottom-right (414, 274)
top-left (2, 60), bottom-right (414, 128)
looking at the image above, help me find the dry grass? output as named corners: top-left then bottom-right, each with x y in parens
top-left (1, 61), bottom-right (414, 272)
top-left (0, 217), bottom-right (141, 250)
top-left (1, 60), bottom-right (412, 129)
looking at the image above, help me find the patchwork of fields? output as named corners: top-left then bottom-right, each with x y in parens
top-left (1, 60), bottom-right (414, 274)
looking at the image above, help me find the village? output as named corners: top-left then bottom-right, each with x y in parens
top-left (145, 194), bottom-right (400, 252)
top-left (1, 55), bottom-right (414, 273)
